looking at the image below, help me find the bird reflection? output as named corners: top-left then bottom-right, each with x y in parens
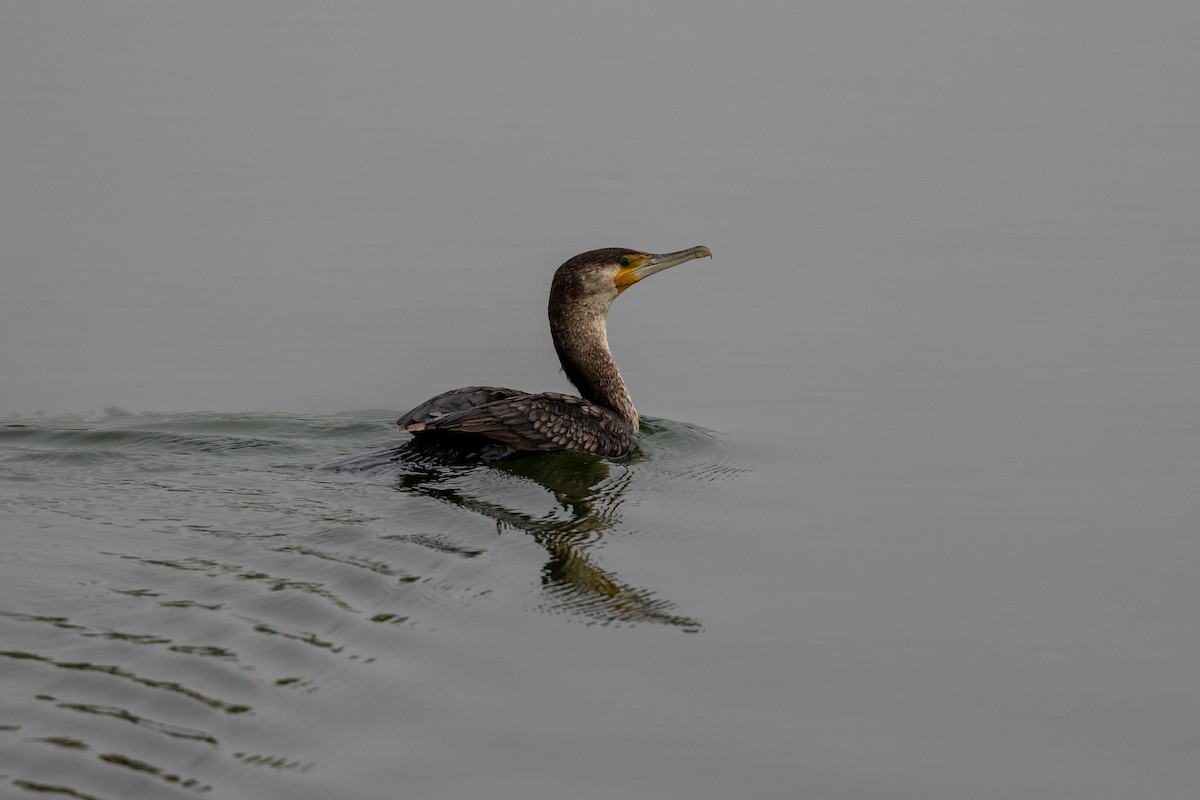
top-left (333, 446), bottom-right (700, 631)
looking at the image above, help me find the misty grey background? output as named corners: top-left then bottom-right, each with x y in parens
top-left (6, 1), bottom-right (1192, 422)
top-left (3, 2), bottom-right (1199, 799)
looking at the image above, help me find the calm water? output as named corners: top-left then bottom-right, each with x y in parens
top-left (3, 2), bottom-right (1199, 798)
top-left (2, 413), bottom-right (746, 798)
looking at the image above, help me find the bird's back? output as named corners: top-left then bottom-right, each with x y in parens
top-left (398, 389), bottom-right (635, 458)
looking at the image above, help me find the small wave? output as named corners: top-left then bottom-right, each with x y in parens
top-left (0, 420), bottom-right (307, 466)
top-left (1, 408), bottom-right (741, 800)
top-left (637, 416), bottom-right (748, 481)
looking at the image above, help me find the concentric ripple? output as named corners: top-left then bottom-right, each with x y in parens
top-left (0, 410), bottom-right (742, 797)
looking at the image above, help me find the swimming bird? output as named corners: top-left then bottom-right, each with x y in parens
top-left (396, 245), bottom-right (712, 459)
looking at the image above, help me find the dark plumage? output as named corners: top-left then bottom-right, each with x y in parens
top-left (396, 245), bottom-right (712, 459)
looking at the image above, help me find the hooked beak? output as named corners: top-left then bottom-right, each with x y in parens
top-left (615, 245), bottom-right (712, 292)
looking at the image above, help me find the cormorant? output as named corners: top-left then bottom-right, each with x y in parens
top-left (396, 245), bottom-right (712, 459)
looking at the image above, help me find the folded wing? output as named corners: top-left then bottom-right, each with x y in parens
top-left (400, 390), bottom-right (634, 457)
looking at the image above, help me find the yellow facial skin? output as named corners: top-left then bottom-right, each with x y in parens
top-left (613, 246), bottom-right (712, 293)
top-left (614, 254), bottom-right (655, 291)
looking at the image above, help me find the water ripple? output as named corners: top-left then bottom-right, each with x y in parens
top-left (0, 649), bottom-right (252, 715)
top-left (1, 410), bottom-right (743, 798)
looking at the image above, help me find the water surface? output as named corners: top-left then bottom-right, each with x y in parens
top-left (3, 2), bottom-right (1199, 798)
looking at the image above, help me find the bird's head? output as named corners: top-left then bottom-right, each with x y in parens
top-left (550, 245), bottom-right (712, 318)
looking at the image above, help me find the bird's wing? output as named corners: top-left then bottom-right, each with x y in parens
top-left (405, 392), bottom-right (635, 457)
top-left (396, 386), bottom-right (529, 427)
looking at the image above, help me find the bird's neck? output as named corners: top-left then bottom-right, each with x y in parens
top-left (550, 307), bottom-right (638, 430)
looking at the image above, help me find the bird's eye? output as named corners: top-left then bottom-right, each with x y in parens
top-left (619, 257), bottom-right (631, 268)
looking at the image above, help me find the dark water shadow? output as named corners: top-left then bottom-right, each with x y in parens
top-left (326, 437), bottom-right (705, 632)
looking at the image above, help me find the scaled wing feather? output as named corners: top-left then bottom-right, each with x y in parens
top-left (405, 392), bottom-right (634, 457)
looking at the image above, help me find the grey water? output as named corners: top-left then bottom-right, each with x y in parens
top-left (2, 2), bottom-right (1199, 799)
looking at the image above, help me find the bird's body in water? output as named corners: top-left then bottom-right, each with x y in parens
top-left (395, 246), bottom-right (712, 460)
